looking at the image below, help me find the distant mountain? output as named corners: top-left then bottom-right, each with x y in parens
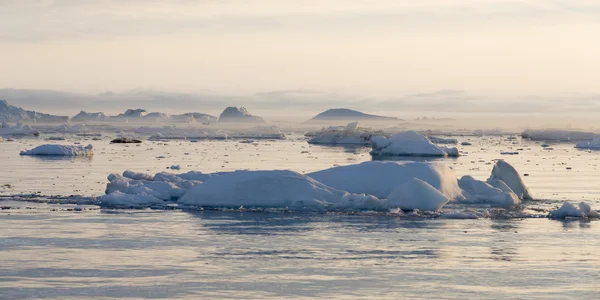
top-left (309, 108), bottom-right (398, 121)
top-left (218, 107), bottom-right (265, 123)
top-left (100, 109), bottom-right (217, 123)
top-left (0, 100), bottom-right (68, 123)
top-left (70, 111), bottom-right (109, 122)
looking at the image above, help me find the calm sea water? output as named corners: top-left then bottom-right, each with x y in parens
top-left (1, 134), bottom-right (599, 299)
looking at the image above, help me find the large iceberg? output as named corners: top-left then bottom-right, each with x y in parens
top-left (307, 122), bottom-right (382, 145)
top-left (20, 144), bottom-right (94, 156)
top-left (70, 111), bottom-right (109, 122)
top-left (308, 161), bottom-right (463, 200)
top-left (308, 108), bottom-right (398, 121)
top-left (0, 100), bottom-right (68, 123)
top-left (178, 170), bottom-right (380, 209)
top-left (370, 131), bottom-right (459, 157)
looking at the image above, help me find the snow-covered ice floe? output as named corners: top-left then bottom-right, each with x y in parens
top-left (99, 160), bottom-right (536, 213)
top-left (370, 131), bottom-right (459, 157)
top-left (548, 202), bottom-right (600, 219)
top-left (575, 138), bottom-right (600, 150)
top-left (307, 122), bottom-right (383, 145)
top-left (19, 144), bottom-right (94, 156)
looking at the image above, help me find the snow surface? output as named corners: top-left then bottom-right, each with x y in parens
top-left (178, 170), bottom-right (381, 209)
top-left (488, 160), bottom-right (532, 200)
top-left (458, 175), bottom-right (520, 208)
top-left (387, 178), bottom-right (450, 211)
top-left (308, 161), bottom-right (463, 200)
top-left (370, 131), bottom-right (459, 157)
top-left (20, 144), bottom-right (94, 156)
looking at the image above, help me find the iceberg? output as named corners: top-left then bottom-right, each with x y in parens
top-left (548, 202), bottom-right (600, 219)
top-left (100, 191), bottom-right (165, 209)
top-left (428, 136), bottom-right (458, 145)
top-left (458, 175), bottom-right (520, 208)
top-left (20, 144), bottom-right (94, 156)
top-left (370, 131), bottom-right (459, 157)
top-left (521, 129), bottom-right (597, 142)
top-left (0, 122), bottom-right (40, 136)
top-left (178, 170), bottom-right (380, 208)
top-left (307, 122), bottom-right (384, 145)
top-left (308, 161), bottom-right (463, 200)
top-left (488, 160), bottom-right (532, 200)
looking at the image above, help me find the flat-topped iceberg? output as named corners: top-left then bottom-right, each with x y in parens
top-left (178, 170), bottom-right (382, 209)
top-left (370, 131), bottom-right (459, 157)
top-left (20, 144), bottom-right (94, 156)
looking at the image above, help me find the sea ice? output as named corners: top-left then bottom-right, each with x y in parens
top-left (575, 138), bottom-right (600, 150)
top-left (458, 175), bottom-right (520, 208)
top-left (19, 144), bottom-right (94, 156)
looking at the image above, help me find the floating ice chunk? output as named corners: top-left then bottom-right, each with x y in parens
top-left (387, 178), bottom-right (450, 212)
top-left (370, 131), bottom-right (459, 157)
top-left (575, 138), bottom-right (600, 150)
top-left (100, 191), bottom-right (165, 208)
top-left (371, 135), bottom-right (391, 149)
top-left (122, 170), bottom-right (154, 181)
top-left (308, 161), bottom-right (463, 200)
top-left (488, 160), bottom-right (532, 200)
top-left (458, 175), bottom-right (520, 208)
top-left (549, 202), bottom-right (586, 219)
top-left (0, 122), bottom-right (40, 136)
top-left (105, 173), bottom-right (186, 200)
top-left (179, 170), bottom-right (364, 208)
top-left (170, 165), bottom-right (181, 170)
top-left (344, 121), bottom-right (359, 131)
top-left (338, 193), bottom-right (384, 210)
top-left (461, 141), bottom-right (473, 146)
top-left (578, 202), bottom-right (600, 218)
top-left (20, 144), bottom-right (94, 156)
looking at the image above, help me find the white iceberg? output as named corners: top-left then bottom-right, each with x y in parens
top-left (307, 122), bottom-right (381, 145)
top-left (548, 202), bottom-right (600, 219)
top-left (370, 131), bottom-right (459, 157)
top-left (308, 161), bottom-right (463, 200)
top-left (178, 170), bottom-right (381, 208)
top-left (488, 160), bottom-right (532, 200)
top-left (387, 178), bottom-right (450, 212)
top-left (0, 122), bottom-right (40, 136)
top-left (458, 175), bottom-right (520, 208)
top-left (20, 144), bottom-right (94, 156)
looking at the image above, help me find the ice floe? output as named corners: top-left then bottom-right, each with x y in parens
top-left (488, 160), bottom-right (532, 200)
top-left (458, 175), bottom-right (520, 208)
top-left (521, 129), bottom-right (597, 142)
top-left (548, 202), bottom-right (600, 219)
top-left (575, 138), bottom-right (600, 150)
top-left (20, 144), bottom-right (94, 156)
top-left (307, 122), bottom-right (382, 145)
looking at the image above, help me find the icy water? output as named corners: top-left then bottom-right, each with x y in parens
top-left (1, 134), bottom-right (600, 299)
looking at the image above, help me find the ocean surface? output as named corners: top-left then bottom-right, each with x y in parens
top-left (1, 133), bottom-right (599, 299)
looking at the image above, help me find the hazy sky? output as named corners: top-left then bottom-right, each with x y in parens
top-left (1, 0), bottom-right (599, 97)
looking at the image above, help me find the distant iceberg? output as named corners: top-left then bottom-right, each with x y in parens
top-left (370, 131), bottom-right (459, 157)
top-left (20, 144), bottom-right (94, 156)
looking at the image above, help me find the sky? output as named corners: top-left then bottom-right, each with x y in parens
top-left (0, 0), bottom-right (599, 98)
